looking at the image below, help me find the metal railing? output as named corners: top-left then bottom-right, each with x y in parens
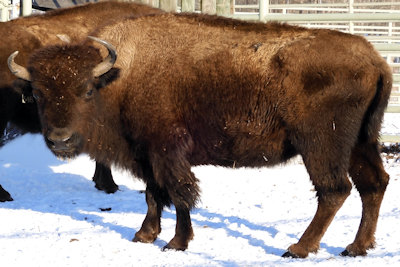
top-left (229, 1), bottom-right (400, 113)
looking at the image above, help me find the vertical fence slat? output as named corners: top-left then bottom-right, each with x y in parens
top-left (0, 0), bottom-right (8, 22)
top-left (349, 0), bottom-right (354, 34)
top-left (159, 0), bottom-right (177, 12)
top-left (216, 0), bottom-right (230, 16)
top-left (182, 0), bottom-right (195, 12)
top-left (20, 0), bottom-right (32, 16)
top-left (0, 8), bottom-right (7, 22)
top-left (202, 0), bottom-right (216, 15)
top-left (141, 0), bottom-right (160, 8)
top-left (259, 0), bottom-right (269, 22)
top-left (132, 0), bottom-right (158, 8)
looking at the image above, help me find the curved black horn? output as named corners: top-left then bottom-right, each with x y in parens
top-left (88, 36), bottom-right (117, 78)
top-left (7, 51), bottom-right (31, 81)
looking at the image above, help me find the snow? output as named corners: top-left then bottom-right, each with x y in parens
top-left (0, 114), bottom-right (400, 266)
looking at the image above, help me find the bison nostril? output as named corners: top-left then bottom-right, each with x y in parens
top-left (61, 135), bottom-right (72, 144)
top-left (46, 129), bottom-right (74, 151)
top-left (47, 135), bottom-right (72, 144)
top-left (46, 138), bottom-right (56, 149)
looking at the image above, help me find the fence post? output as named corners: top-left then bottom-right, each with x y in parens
top-left (216, 0), bottom-right (230, 16)
top-left (182, 0), bottom-right (195, 12)
top-left (348, 0), bottom-right (354, 34)
top-left (259, 0), bottom-right (269, 22)
top-left (140, 0), bottom-right (160, 8)
top-left (159, 0), bottom-right (177, 12)
top-left (0, 8), bottom-right (7, 22)
top-left (202, 0), bottom-right (216, 15)
top-left (0, 0), bottom-right (8, 22)
top-left (20, 0), bottom-right (32, 17)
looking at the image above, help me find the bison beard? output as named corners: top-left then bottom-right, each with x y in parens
top-left (8, 13), bottom-right (392, 257)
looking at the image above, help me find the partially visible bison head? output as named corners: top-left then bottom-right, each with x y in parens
top-left (8, 37), bottom-right (119, 158)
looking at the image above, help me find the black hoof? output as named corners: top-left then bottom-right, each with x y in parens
top-left (94, 183), bottom-right (119, 194)
top-left (282, 250), bottom-right (300, 258)
top-left (161, 245), bottom-right (170, 252)
top-left (340, 249), bottom-right (356, 257)
top-left (162, 243), bottom-right (187, 252)
top-left (132, 236), bottom-right (142, 243)
top-left (340, 249), bottom-right (348, 256)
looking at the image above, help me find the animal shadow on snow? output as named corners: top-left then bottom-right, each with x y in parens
top-left (0, 134), bottom-right (345, 255)
top-left (0, 134), bottom-right (271, 253)
top-left (0, 134), bottom-right (150, 241)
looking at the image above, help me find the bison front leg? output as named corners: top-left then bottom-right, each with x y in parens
top-left (343, 142), bottom-right (389, 256)
top-left (283, 148), bottom-right (352, 258)
top-left (133, 182), bottom-right (163, 243)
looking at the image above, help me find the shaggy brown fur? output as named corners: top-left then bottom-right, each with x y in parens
top-left (0, 0), bottom-right (164, 201)
top-left (13, 13), bottom-right (392, 257)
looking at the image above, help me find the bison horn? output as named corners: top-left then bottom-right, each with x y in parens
top-left (88, 36), bottom-right (117, 78)
top-left (7, 51), bottom-right (31, 81)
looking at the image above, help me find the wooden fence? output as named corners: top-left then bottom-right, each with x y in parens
top-left (133, 1), bottom-right (400, 108)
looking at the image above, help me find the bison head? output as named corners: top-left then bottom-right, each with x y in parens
top-left (8, 37), bottom-right (119, 158)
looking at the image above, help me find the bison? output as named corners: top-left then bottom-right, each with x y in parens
top-left (0, 0), bottom-right (164, 201)
top-left (8, 13), bottom-right (392, 258)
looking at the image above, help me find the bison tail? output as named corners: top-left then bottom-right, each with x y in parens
top-left (358, 68), bottom-right (392, 144)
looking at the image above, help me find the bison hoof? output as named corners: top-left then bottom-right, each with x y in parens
top-left (162, 243), bottom-right (187, 252)
top-left (161, 236), bottom-right (190, 251)
top-left (94, 183), bottom-right (119, 194)
top-left (132, 236), bottom-right (154, 244)
top-left (132, 231), bottom-right (157, 244)
top-left (282, 250), bottom-right (300, 258)
top-left (340, 242), bottom-right (371, 257)
top-left (340, 249), bottom-right (366, 257)
top-left (340, 250), bottom-right (352, 257)
top-left (0, 186), bottom-right (13, 202)
top-left (339, 247), bottom-right (368, 257)
top-left (282, 244), bottom-right (314, 258)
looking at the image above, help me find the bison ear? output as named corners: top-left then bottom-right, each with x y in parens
top-left (12, 79), bottom-right (35, 103)
top-left (93, 67), bottom-right (120, 90)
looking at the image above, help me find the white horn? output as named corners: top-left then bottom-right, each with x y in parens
top-left (88, 36), bottom-right (117, 77)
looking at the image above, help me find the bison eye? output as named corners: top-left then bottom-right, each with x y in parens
top-left (32, 90), bottom-right (41, 101)
top-left (85, 89), bottom-right (93, 98)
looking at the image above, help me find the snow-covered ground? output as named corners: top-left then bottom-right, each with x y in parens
top-left (0, 114), bottom-right (399, 266)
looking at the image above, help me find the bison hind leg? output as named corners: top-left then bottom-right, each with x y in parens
top-left (92, 162), bottom-right (119, 194)
top-left (283, 138), bottom-right (353, 258)
top-left (150, 147), bottom-right (200, 251)
top-left (160, 163), bottom-right (199, 251)
top-left (343, 141), bottom-right (389, 257)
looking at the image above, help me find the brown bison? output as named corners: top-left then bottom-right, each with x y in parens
top-left (8, 13), bottom-right (392, 258)
top-left (0, 0), bottom-right (164, 201)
